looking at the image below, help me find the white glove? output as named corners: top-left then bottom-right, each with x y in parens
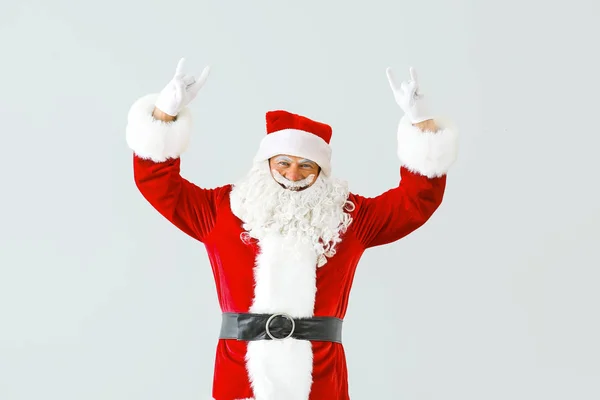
top-left (386, 66), bottom-right (432, 123)
top-left (154, 57), bottom-right (210, 117)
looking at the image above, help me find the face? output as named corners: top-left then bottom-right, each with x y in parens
top-left (269, 154), bottom-right (321, 191)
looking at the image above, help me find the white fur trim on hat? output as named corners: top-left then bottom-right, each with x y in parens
top-left (125, 93), bottom-right (193, 162)
top-left (253, 129), bottom-right (332, 176)
top-left (396, 115), bottom-right (459, 178)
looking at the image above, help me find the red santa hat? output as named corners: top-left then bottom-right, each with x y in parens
top-left (253, 110), bottom-right (333, 176)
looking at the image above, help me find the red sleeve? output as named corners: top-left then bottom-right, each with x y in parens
top-left (349, 115), bottom-right (459, 248)
top-left (125, 93), bottom-right (228, 242)
top-left (133, 156), bottom-right (229, 242)
top-left (350, 167), bottom-right (446, 248)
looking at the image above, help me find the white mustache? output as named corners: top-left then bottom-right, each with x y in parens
top-left (271, 170), bottom-right (315, 190)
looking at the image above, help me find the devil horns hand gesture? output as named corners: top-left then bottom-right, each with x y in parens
top-left (155, 58), bottom-right (211, 117)
top-left (386, 66), bottom-right (433, 124)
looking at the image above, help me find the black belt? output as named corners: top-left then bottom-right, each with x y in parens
top-left (219, 312), bottom-right (343, 343)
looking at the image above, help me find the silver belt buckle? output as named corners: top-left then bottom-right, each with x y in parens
top-left (265, 313), bottom-right (295, 340)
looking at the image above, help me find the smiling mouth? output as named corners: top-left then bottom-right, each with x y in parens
top-left (278, 183), bottom-right (308, 191)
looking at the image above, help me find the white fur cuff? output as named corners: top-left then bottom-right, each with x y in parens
top-left (396, 115), bottom-right (459, 178)
top-left (125, 94), bottom-right (193, 162)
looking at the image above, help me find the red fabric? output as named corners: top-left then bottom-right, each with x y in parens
top-left (266, 110), bottom-right (333, 144)
top-left (132, 155), bottom-right (447, 400)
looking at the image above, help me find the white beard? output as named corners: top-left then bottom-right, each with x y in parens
top-left (229, 160), bottom-right (354, 265)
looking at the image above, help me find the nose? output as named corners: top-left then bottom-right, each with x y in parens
top-left (285, 166), bottom-right (302, 181)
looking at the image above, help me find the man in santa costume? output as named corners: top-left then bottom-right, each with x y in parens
top-left (125, 58), bottom-right (458, 400)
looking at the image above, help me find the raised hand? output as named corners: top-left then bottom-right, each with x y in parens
top-left (155, 57), bottom-right (211, 117)
top-left (386, 66), bottom-right (432, 123)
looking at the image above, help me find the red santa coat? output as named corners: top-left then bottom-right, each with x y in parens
top-left (126, 94), bottom-right (458, 400)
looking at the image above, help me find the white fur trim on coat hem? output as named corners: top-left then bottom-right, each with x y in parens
top-left (396, 115), bottom-right (458, 178)
top-left (125, 93), bottom-right (193, 162)
top-left (245, 234), bottom-right (318, 400)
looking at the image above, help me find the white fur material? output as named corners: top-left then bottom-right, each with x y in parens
top-left (245, 233), bottom-right (318, 400)
top-left (254, 128), bottom-right (332, 176)
top-left (396, 115), bottom-right (459, 178)
top-left (125, 93), bottom-right (193, 162)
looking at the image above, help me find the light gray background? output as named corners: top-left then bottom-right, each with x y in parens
top-left (1, 1), bottom-right (598, 399)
